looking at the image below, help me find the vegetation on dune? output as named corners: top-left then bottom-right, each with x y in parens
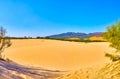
top-left (0, 26), bottom-right (11, 58)
top-left (103, 21), bottom-right (120, 61)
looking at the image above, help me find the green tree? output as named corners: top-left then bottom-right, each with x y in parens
top-left (103, 21), bottom-right (120, 61)
top-left (0, 26), bottom-right (11, 58)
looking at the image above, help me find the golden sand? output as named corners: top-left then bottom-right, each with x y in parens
top-left (4, 39), bottom-right (111, 70)
top-left (67, 37), bottom-right (80, 40)
top-left (89, 36), bottom-right (105, 41)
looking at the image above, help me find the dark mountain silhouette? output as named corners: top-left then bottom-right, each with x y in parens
top-left (47, 32), bottom-right (103, 38)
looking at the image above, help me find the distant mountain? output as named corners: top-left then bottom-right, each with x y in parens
top-left (47, 32), bottom-right (103, 38)
top-left (88, 32), bottom-right (103, 37)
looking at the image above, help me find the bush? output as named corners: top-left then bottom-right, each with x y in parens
top-left (103, 21), bottom-right (120, 61)
top-left (0, 26), bottom-right (11, 58)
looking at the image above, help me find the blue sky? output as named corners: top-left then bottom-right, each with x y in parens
top-left (0, 0), bottom-right (120, 37)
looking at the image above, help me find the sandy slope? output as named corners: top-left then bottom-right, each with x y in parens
top-left (0, 59), bottom-right (61, 79)
top-left (53, 60), bottom-right (120, 79)
top-left (4, 39), bottom-right (111, 71)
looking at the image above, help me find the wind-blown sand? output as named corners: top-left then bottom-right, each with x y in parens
top-left (4, 39), bottom-right (111, 71)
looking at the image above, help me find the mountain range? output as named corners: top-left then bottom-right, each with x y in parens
top-left (47, 32), bottom-right (103, 38)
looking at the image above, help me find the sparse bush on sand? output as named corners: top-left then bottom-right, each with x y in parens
top-left (0, 26), bottom-right (11, 58)
top-left (103, 21), bottom-right (120, 61)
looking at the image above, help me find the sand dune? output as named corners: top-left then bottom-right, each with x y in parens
top-left (3, 39), bottom-right (111, 71)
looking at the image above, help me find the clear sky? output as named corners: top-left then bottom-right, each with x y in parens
top-left (0, 0), bottom-right (120, 37)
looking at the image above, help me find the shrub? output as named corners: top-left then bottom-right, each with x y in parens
top-left (103, 21), bottom-right (120, 61)
top-left (0, 26), bottom-right (11, 58)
